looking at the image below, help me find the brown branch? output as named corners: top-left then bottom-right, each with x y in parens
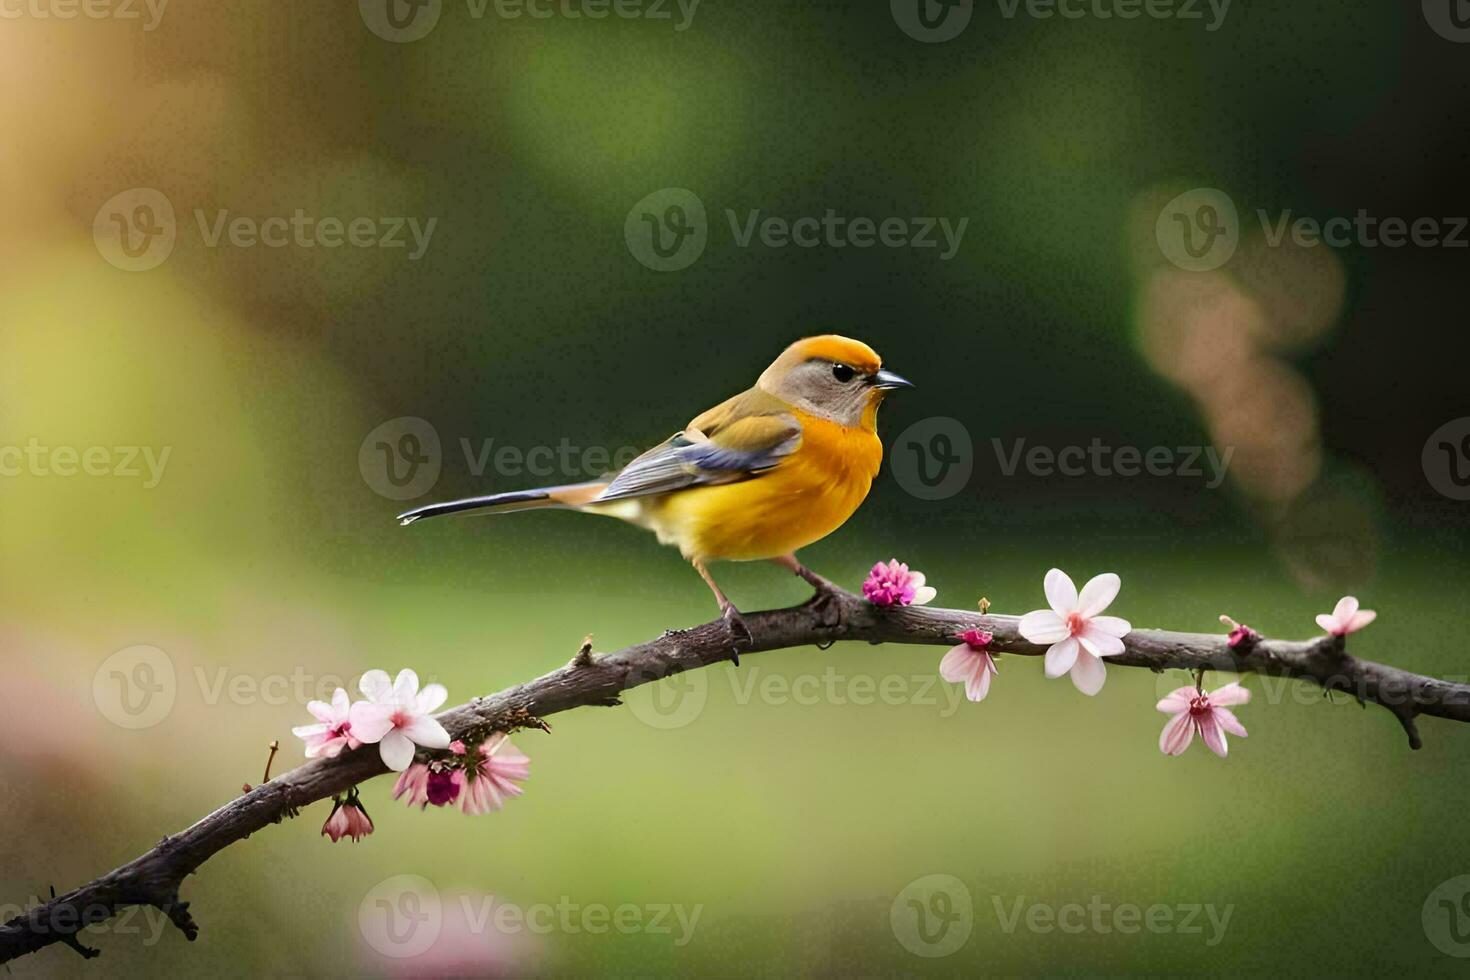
top-left (4, 585), bottom-right (1467, 964)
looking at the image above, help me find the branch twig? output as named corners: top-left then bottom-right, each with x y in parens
top-left (4, 585), bottom-right (1466, 964)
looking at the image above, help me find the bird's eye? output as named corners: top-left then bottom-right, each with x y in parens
top-left (831, 363), bottom-right (856, 383)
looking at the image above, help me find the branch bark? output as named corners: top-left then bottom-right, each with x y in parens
top-left (5, 584), bottom-right (1467, 964)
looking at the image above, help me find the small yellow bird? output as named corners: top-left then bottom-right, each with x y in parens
top-left (398, 335), bottom-right (912, 643)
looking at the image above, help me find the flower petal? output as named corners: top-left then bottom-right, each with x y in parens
top-left (359, 669), bottom-right (393, 702)
top-left (1070, 649), bottom-right (1107, 696)
top-left (1156, 687), bottom-right (1194, 713)
top-left (1214, 706), bottom-right (1248, 738)
top-left (1208, 682), bottom-right (1251, 706)
top-left (1080, 623), bottom-right (1125, 657)
top-left (1044, 637), bottom-right (1079, 678)
top-left (965, 661), bottom-right (994, 702)
top-left (1315, 613), bottom-right (1341, 634)
top-left (415, 682), bottom-right (448, 714)
top-left (1332, 596), bottom-right (1359, 624)
top-left (1019, 610), bottom-right (1069, 644)
top-left (939, 645), bottom-right (977, 683)
top-left (378, 730), bottom-right (416, 771)
top-left (402, 715), bottom-right (450, 750)
top-left (331, 687), bottom-right (352, 715)
top-left (292, 722), bottom-right (329, 739)
top-left (306, 699), bottom-right (335, 723)
top-left (1044, 568), bottom-right (1078, 616)
top-left (1159, 711), bottom-right (1194, 755)
top-left (1346, 609), bottom-right (1376, 633)
top-left (313, 739), bottom-right (347, 759)
top-left (911, 585), bottom-right (937, 606)
top-left (1088, 615), bottom-right (1131, 638)
top-left (348, 701), bottom-right (397, 743)
top-left (1076, 573), bottom-right (1121, 617)
top-left (392, 668), bottom-right (421, 702)
top-left (1198, 713), bottom-right (1228, 756)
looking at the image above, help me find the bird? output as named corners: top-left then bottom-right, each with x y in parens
top-left (396, 335), bottom-right (913, 653)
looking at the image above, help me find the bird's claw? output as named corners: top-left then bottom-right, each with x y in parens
top-left (721, 605), bottom-right (752, 664)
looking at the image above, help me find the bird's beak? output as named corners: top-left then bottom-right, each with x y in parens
top-left (870, 368), bottom-right (914, 391)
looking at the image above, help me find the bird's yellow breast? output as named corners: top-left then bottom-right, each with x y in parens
top-left (648, 409), bottom-right (883, 562)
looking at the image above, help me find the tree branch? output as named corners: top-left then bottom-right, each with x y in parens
top-left (5, 585), bottom-right (1467, 964)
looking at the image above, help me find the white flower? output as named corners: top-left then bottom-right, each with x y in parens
top-left (291, 687), bottom-right (362, 759)
top-left (347, 668), bottom-right (451, 771)
top-left (1018, 568), bottom-right (1132, 696)
top-left (1315, 596), bottom-right (1376, 636)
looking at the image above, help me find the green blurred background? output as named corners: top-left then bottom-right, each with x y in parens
top-left (4, 1), bottom-right (1470, 975)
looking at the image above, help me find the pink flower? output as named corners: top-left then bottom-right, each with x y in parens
top-left (291, 687), bottom-right (362, 759)
top-left (1018, 568), bottom-right (1131, 696)
top-left (426, 768), bottom-right (461, 806)
top-left (391, 762), bottom-right (432, 808)
top-left (862, 560), bottom-right (937, 607)
top-left (322, 792), bottom-right (374, 842)
top-left (1227, 625), bottom-right (1259, 648)
top-left (1315, 596), bottom-right (1376, 636)
top-left (1157, 682), bottom-right (1250, 757)
top-left (348, 668), bottom-right (451, 771)
top-left (939, 629), bottom-right (998, 702)
top-left (455, 735), bottom-right (530, 815)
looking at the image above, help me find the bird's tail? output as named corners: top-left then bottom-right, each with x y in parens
top-left (396, 482), bottom-right (608, 526)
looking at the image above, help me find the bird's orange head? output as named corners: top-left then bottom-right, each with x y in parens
top-left (756, 334), bottom-right (913, 428)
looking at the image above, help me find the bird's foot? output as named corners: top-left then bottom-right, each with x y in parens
top-left (795, 565), bottom-right (844, 629)
top-left (721, 603), bottom-right (753, 665)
